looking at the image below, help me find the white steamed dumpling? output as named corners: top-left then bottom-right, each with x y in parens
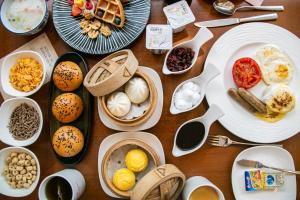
top-left (125, 77), bottom-right (150, 104)
top-left (107, 92), bottom-right (131, 117)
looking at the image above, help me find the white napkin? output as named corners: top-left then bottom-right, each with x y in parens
top-left (245, 0), bottom-right (264, 6)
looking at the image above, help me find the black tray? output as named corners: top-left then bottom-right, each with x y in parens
top-left (48, 52), bottom-right (92, 165)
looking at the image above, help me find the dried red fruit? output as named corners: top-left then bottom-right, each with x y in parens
top-left (166, 48), bottom-right (195, 72)
top-left (85, 0), bottom-right (93, 10)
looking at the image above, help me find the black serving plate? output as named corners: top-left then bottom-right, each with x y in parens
top-left (48, 52), bottom-right (92, 165)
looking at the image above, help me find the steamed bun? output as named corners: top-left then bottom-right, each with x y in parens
top-left (125, 77), bottom-right (150, 104)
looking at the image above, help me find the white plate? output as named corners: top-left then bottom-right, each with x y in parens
top-left (231, 146), bottom-right (296, 200)
top-left (97, 132), bottom-right (165, 198)
top-left (98, 67), bottom-right (163, 131)
top-left (205, 22), bottom-right (300, 143)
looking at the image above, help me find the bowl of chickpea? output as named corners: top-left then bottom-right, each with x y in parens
top-left (0, 147), bottom-right (40, 197)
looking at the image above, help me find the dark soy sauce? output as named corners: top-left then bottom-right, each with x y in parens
top-left (46, 177), bottom-right (72, 200)
top-left (176, 121), bottom-right (205, 150)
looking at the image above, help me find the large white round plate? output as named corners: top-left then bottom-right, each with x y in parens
top-left (231, 146), bottom-right (296, 200)
top-left (205, 22), bottom-right (300, 143)
top-left (97, 132), bottom-right (165, 198)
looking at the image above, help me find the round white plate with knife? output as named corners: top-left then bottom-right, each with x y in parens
top-left (232, 146), bottom-right (296, 200)
top-left (205, 22), bottom-right (300, 143)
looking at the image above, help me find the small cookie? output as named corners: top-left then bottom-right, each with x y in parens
top-left (100, 24), bottom-right (112, 37)
top-left (88, 30), bottom-right (99, 39)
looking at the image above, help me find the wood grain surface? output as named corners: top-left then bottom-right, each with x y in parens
top-left (0, 0), bottom-right (299, 199)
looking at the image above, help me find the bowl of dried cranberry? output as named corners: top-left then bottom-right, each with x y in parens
top-left (162, 27), bottom-right (213, 75)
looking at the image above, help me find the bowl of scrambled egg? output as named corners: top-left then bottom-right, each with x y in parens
top-left (1, 50), bottom-right (46, 97)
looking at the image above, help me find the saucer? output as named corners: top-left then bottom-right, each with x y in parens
top-left (97, 131), bottom-right (165, 198)
top-left (98, 67), bottom-right (163, 131)
top-left (231, 146), bottom-right (296, 200)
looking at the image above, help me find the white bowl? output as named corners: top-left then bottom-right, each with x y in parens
top-left (0, 147), bottom-right (41, 197)
top-left (0, 97), bottom-right (43, 146)
top-left (0, 0), bottom-right (49, 35)
top-left (1, 50), bottom-right (46, 97)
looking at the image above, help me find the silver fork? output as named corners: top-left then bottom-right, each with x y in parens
top-left (208, 135), bottom-right (283, 147)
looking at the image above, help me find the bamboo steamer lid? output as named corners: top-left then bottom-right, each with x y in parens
top-left (83, 49), bottom-right (138, 97)
top-left (131, 164), bottom-right (186, 200)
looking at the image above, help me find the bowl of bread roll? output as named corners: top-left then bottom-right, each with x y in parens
top-left (83, 49), bottom-right (157, 127)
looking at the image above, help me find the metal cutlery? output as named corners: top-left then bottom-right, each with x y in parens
top-left (208, 135), bottom-right (283, 147)
top-left (237, 159), bottom-right (300, 175)
top-left (194, 13), bottom-right (278, 28)
top-left (213, 0), bottom-right (284, 16)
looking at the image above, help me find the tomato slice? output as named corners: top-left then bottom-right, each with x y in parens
top-left (232, 57), bottom-right (261, 89)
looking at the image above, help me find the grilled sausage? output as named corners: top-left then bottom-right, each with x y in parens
top-left (237, 88), bottom-right (267, 114)
top-left (228, 88), bottom-right (257, 113)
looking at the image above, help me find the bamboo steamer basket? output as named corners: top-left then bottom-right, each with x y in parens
top-left (102, 139), bottom-right (161, 198)
top-left (131, 164), bottom-right (186, 200)
top-left (83, 49), bottom-right (138, 97)
top-left (101, 69), bottom-right (157, 127)
top-left (83, 49), bottom-right (158, 127)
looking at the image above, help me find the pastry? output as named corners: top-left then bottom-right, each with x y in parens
top-left (107, 92), bottom-right (131, 117)
top-left (112, 168), bottom-right (136, 191)
top-left (80, 18), bottom-right (102, 39)
top-left (52, 93), bottom-right (83, 123)
top-left (94, 0), bottom-right (125, 28)
top-left (125, 77), bottom-right (149, 104)
top-left (53, 61), bottom-right (83, 91)
top-left (100, 23), bottom-right (112, 37)
top-left (52, 126), bottom-right (84, 157)
top-left (125, 149), bottom-right (148, 172)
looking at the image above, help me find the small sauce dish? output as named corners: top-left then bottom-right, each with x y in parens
top-left (0, 97), bottom-right (43, 147)
top-left (170, 63), bottom-right (220, 114)
top-left (162, 27), bottom-right (213, 75)
top-left (1, 50), bottom-right (46, 97)
top-left (172, 104), bottom-right (224, 157)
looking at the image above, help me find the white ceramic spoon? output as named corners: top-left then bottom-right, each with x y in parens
top-left (170, 63), bottom-right (220, 114)
top-left (162, 27), bottom-right (214, 75)
top-left (172, 104), bottom-right (224, 157)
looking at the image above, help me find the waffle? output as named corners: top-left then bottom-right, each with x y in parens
top-left (94, 0), bottom-right (125, 28)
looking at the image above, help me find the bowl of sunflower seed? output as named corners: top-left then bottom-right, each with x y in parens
top-left (0, 97), bottom-right (43, 147)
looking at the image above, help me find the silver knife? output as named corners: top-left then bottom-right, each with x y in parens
top-left (194, 13), bottom-right (278, 28)
top-left (237, 159), bottom-right (300, 175)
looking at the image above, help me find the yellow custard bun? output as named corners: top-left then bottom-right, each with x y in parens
top-left (112, 168), bottom-right (136, 191)
top-left (125, 149), bottom-right (148, 172)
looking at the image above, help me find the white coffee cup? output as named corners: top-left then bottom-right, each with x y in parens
top-left (38, 169), bottom-right (85, 200)
top-left (182, 176), bottom-right (225, 200)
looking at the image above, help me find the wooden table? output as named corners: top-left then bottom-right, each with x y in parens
top-left (0, 0), bottom-right (299, 199)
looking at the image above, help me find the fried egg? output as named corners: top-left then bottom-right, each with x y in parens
top-left (262, 84), bottom-right (296, 114)
top-left (255, 44), bottom-right (294, 85)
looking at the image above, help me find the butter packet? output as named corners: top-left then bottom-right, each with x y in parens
top-left (244, 170), bottom-right (284, 192)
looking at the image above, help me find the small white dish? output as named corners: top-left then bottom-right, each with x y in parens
top-left (182, 176), bottom-right (225, 200)
top-left (232, 146), bottom-right (296, 200)
top-left (162, 27), bottom-right (213, 75)
top-left (97, 131), bottom-right (165, 198)
top-left (98, 67), bottom-right (163, 131)
top-left (0, 97), bottom-right (43, 146)
top-left (1, 50), bottom-right (46, 97)
top-left (172, 104), bottom-right (224, 157)
top-left (170, 63), bottom-right (220, 114)
top-left (0, 146), bottom-right (41, 197)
